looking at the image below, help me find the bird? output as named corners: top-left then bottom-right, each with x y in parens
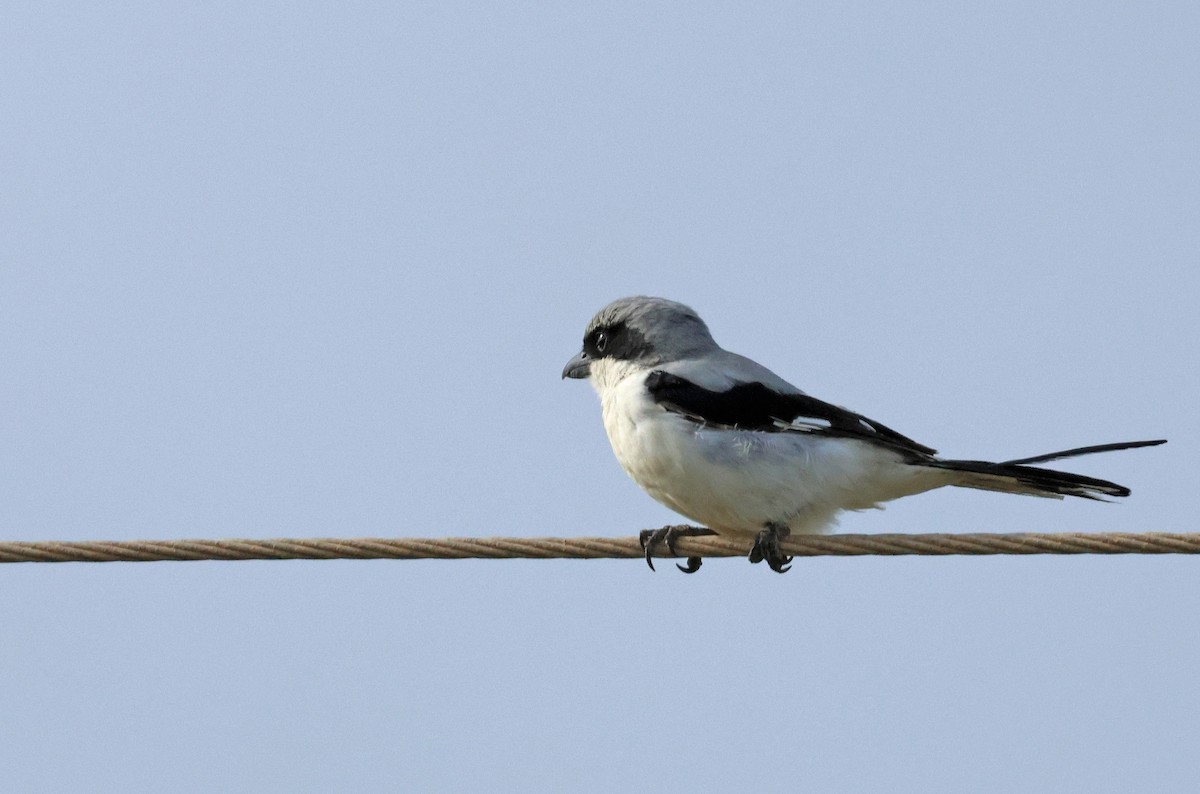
top-left (561, 296), bottom-right (1166, 573)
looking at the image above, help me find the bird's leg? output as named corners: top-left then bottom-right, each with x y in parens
top-left (748, 522), bottom-right (794, 573)
top-left (638, 525), bottom-right (716, 573)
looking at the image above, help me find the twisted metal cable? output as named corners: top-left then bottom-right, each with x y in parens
top-left (0, 529), bottom-right (1195, 564)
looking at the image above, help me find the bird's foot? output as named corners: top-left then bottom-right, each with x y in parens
top-left (748, 523), bottom-right (794, 574)
top-left (638, 525), bottom-right (716, 573)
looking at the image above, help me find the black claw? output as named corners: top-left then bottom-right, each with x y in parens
top-left (749, 523), bottom-right (794, 574)
top-left (638, 528), bottom-right (662, 571)
top-left (638, 526), bottom-right (715, 573)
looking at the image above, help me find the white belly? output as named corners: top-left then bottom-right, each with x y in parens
top-left (598, 373), bottom-right (944, 536)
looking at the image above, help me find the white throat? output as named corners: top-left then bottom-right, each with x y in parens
top-left (587, 357), bottom-right (644, 396)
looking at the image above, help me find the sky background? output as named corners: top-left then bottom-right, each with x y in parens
top-left (2, 2), bottom-right (1197, 791)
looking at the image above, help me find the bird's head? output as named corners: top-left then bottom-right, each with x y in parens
top-left (562, 296), bottom-right (717, 389)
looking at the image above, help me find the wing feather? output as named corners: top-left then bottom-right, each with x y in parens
top-left (644, 370), bottom-right (936, 458)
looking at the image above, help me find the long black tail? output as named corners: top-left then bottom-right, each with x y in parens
top-left (929, 439), bottom-right (1166, 501)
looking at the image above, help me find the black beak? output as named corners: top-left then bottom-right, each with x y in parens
top-left (561, 350), bottom-right (590, 379)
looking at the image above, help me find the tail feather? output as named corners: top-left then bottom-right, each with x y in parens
top-left (1001, 438), bottom-right (1167, 466)
top-left (931, 438), bottom-right (1166, 501)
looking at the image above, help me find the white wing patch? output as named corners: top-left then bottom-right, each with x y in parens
top-left (771, 416), bottom-right (833, 432)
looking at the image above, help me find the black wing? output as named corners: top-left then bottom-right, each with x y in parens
top-left (644, 370), bottom-right (937, 458)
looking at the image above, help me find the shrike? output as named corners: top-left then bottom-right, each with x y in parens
top-left (562, 296), bottom-right (1165, 573)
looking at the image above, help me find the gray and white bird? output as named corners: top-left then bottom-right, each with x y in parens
top-left (562, 296), bottom-right (1165, 573)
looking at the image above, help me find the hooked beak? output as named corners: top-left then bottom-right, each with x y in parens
top-left (561, 350), bottom-right (591, 380)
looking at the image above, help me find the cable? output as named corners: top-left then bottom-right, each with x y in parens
top-left (0, 529), bottom-right (1194, 564)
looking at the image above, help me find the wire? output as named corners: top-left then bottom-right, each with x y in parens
top-left (0, 530), bottom-right (1194, 564)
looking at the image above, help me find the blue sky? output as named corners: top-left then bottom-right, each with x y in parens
top-left (2, 3), bottom-right (1197, 791)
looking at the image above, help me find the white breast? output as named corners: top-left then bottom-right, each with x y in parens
top-left (591, 364), bottom-right (946, 536)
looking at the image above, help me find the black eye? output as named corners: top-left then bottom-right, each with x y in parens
top-left (595, 331), bottom-right (608, 352)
